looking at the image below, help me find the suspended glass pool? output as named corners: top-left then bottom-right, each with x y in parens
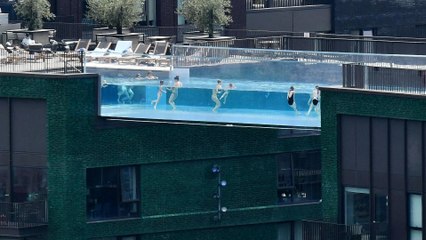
top-left (91, 47), bottom-right (347, 128)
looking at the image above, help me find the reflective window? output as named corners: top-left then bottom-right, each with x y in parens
top-left (13, 167), bottom-right (47, 202)
top-left (87, 166), bottom-right (140, 221)
top-left (409, 194), bottom-right (422, 240)
top-left (277, 151), bottom-right (321, 204)
top-left (345, 187), bottom-right (370, 225)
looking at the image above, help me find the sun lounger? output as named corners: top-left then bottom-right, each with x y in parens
top-left (117, 43), bottom-right (151, 64)
top-left (0, 44), bottom-right (26, 64)
top-left (97, 40), bottom-right (133, 63)
top-left (86, 41), bottom-right (112, 61)
top-left (136, 41), bottom-right (171, 66)
top-left (74, 39), bottom-right (92, 51)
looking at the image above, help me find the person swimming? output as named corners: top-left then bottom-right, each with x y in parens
top-left (145, 71), bottom-right (158, 80)
top-left (287, 86), bottom-right (299, 113)
top-left (307, 85), bottom-right (320, 116)
top-left (219, 83), bottom-right (234, 104)
top-left (151, 80), bottom-right (166, 110)
top-left (117, 85), bottom-right (134, 104)
top-left (212, 80), bottom-right (223, 112)
top-left (167, 76), bottom-right (183, 110)
top-left (135, 71), bottom-right (158, 80)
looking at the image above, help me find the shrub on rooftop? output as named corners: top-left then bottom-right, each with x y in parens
top-left (177, 0), bottom-right (232, 38)
top-left (86, 0), bottom-right (145, 35)
top-left (14, 0), bottom-right (55, 30)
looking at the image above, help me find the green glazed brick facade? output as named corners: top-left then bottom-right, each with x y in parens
top-left (321, 87), bottom-right (426, 222)
top-left (0, 73), bottom-right (324, 240)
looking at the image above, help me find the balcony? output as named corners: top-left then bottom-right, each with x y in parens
top-left (302, 220), bottom-right (388, 240)
top-left (0, 201), bottom-right (48, 238)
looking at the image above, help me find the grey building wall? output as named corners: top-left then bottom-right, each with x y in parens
top-left (334, 0), bottom-right (426, 37)
top-left (246, 5), bottom-right (331, 34)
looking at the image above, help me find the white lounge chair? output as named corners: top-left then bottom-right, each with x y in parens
top-left (98, 40), bottom-right (133, 63)
top-left (86, 41), bottom-right (112, 61)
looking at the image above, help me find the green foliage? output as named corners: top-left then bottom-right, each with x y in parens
top-left (14, 0), bottom-right (55, 30)
top-left (86, 0), bottom-right (145, 34)
top-left (178, 0), bottom-right (232, 38)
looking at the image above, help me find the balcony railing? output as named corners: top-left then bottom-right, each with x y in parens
top-left (0, 201), bottom-right (48, 229)
top-left (187, 32), bottom-right (426, 55)
top-left (302, 220), bottom-right (388, 240)
top-left (0, 48), bottom-right (84, 74)
top-left (246, 0), bottom-right (330, 10)
top-left (343, 64), bottom-right (426, 94)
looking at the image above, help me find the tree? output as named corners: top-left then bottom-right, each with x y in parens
top-left (178, 0), bottom-right (232, 38)
top-left (14, 0), bottom-right (55, 30)
top-left (86, 0), bottom-right (145, 34)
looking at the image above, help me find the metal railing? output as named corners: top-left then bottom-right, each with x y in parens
top-left (172, 44), bottom-right (426, 70)
top-left (246, 0), bottom-right (330, 10)
top-left (302, 220), bottom-right (389, 240)
top-left (187, 33), bottom-right (426, 55)
top-left (0, 201), bottom-right (48, 228)
top-left (302, 220), bottom-right (374, 240)
top-left (343, 64), bottom-right (426, 94)
top-left (0, 49), bottom-right (84, 74)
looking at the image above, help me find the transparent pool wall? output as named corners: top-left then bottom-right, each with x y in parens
top-left (89, 59), bottom-right (341, 127)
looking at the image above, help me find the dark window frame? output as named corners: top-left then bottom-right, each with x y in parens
top-left (277, 150), bottom-right (322, 204)
top-left (86, 165), bottom-right (140, 221)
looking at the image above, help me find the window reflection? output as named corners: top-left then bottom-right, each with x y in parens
top-left (87, 166), bottom-right (140, 221)
top-left (277, 151), bottom-right (321, 204)
top-left (409, 194), bottom-right (422, 240)
top-left (13, 167), bottom-right (47, 202)
top-left (345, 187), bottom-right (370, 225)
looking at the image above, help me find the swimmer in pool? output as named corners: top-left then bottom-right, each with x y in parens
top-left (167, 76), bottom-right (183, 110)
top-left (117, 85), bottom-right (134, 104)
top-left (101, 79), bottom-right (108, 88)
top-left (219, 83), bottom-right (235, 104)
top-left (307, 85), bottom-right (320, 116)
top-left (135, 71), bottom-right (158, 80)
top-left (212, 80), bottom-right (223, 112)
top-left (287, 86), bottom-right (299, 114)
top-left (151, 80), bottom-right (166, 110)
top-left (145, 71), bottom-right (158, 80)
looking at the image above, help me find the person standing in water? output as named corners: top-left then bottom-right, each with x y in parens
top-left (151, 80), bottom-right (166, 110)
top-left (212, 80), bottom-right (223, 112)
top-left (167, 76), bottom-right (183, 110)
top-left (219, 83), bottom-right (235, 104)
top-left (287, 86), bottom-right (299, 114)
top-left (307, 85), bottom-right (320, 116)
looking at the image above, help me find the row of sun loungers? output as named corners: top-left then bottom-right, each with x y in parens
top-left (0, 38), bottom-right (171, 67)
top-left (85, 40), bottom-right (171, 66)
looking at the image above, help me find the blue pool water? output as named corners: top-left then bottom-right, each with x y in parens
top-left (101, 80), bottom-right (321, 127)
top-left (96, 60), bottom-right (342, 127)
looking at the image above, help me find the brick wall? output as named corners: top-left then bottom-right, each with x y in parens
top-left (0, 73), bottom-right (324, 240)
top-left (320, 87), bottom-right (426, 222)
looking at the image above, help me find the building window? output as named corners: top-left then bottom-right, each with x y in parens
top-left (344, 187), bottom-right (370, 225)
top-left (277, 151), bottom-right (321, 204)
top-left (409, 194), bottom-right (422, 240)
top-left (13, 167), bottom-right (47, 202)
top-left (87, 166), bottom-right (140, 221)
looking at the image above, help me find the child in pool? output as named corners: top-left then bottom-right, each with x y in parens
top-left (219, 83), bottom-right (235, 104)
top-left (212, 80), bottom-right (223, 112)
top-left (151, 80), bottom-right (166, 110)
